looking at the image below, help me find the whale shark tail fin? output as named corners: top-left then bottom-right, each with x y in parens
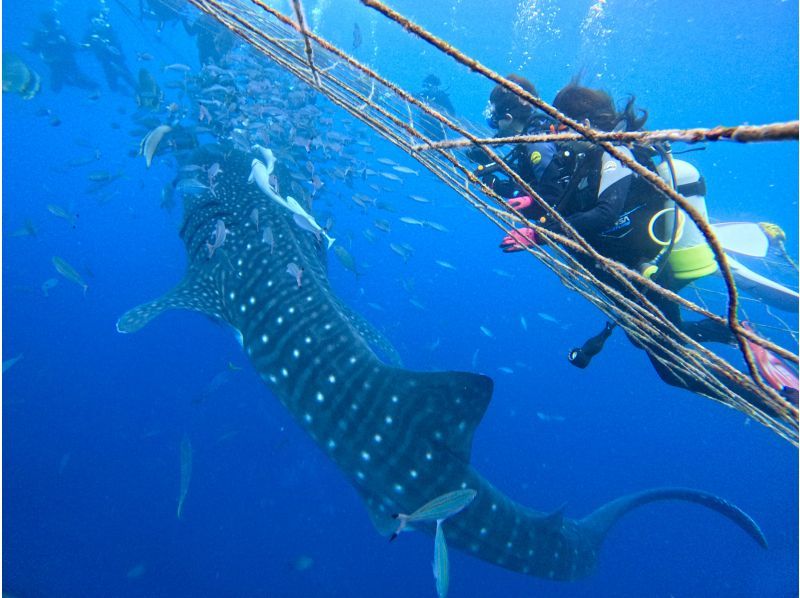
top-left (580, 487), bottom-right (768, 550)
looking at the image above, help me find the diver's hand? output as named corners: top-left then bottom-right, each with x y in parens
top-left (499, 227), bottom-right (540, 252)
top-left (507, 195), bottom-right (532, 211)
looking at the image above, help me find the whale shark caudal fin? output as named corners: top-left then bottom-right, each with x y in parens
top-left (579, 487), bottom-right (768, 549)
top-left (116, 270), bottom-right (223, 333)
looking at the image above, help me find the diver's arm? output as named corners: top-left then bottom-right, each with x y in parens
top-left (564, 151), bottom-right (633, 236)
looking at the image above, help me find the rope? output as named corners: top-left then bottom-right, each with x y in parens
top-left (185, 0), bottom-right (799, 443)
top-left (412, 121), bottom-right (800, 151)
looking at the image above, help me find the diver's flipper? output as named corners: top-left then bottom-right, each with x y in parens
top-left (725, 255), bottom-right (799, 312)
top-left (712, 222), bottom-right (770, 257)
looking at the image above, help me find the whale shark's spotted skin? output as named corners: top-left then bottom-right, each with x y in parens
top-left (119, 150), bottom-right (766, 581)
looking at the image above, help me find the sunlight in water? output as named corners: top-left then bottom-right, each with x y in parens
top-left (509, 0), bottom-right (562, 71)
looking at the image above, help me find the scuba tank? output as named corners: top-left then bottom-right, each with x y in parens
top-left (640, 157), bottom-right (718, 281)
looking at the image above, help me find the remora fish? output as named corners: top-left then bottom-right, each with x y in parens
top-left (117, 150), bottom-right (766, 582)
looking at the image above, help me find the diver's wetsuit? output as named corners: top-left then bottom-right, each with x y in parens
top-left (26, 19), bottom-right (99, 92)
top-left (83, 15), bottom-right (137, 94)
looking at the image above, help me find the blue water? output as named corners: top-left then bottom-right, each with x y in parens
top-left (4, 1), bottom-right (798, 596)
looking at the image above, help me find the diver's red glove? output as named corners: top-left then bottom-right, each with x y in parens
top-left (507, 195), bottom-right (533, 211)
top-left (499, 227), bottom-right (540, 252)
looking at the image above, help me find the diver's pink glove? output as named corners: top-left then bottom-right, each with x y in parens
top-left (507, 195), bottom-right (533, 211)
top-left (499, 227), bottom-right (540, 252)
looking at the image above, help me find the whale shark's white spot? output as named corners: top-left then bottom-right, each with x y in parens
top-left (409, 469), bottom-right (418, 479)
top-left (316, 392), bottom-right (324, 403)
top-left (528, 549), bottom-right (534, 556)
top-left (268, 280), bottom-right (273, 287)
top-left (491, 503), bottom-right (498, 512)
top-left (480, 527), bottom-right (487, 536)
top-left (281, 368), bottom-right (289, 377)
top-left (293, 349), bottom-right (300, 358)
top-left (327, 439), bottom-right (336, 450)
top-left (288, 307), bottom-right (295, 314)
top-left (261, 334), bottom-right (269, 343)
top-left (356, 471), bottom-right (365, 480)
top-left (304, 413), bottom-right (312, 423)
top-left (246, 243), bottom-right (252, 250)
top-left (363, 381), bottom-right (371, 390)
top-left (304, 336), bottom-right (312, 344)
top-left (249, 296), bottom-right (256, 305)
top-left (324, 323), bottom-right (332, 331)
top-left (393, 484), bottom-right (404, 493)
top-left (360, 451), bottom-right (370, 461)
top-left (328, 375), bottom-right (336, 383)
top-left (269, 375), bottom-right (277, 383)
top-left (306, 296), bottom-right (312, 302)
top-left (277, 316), bottom-right (283, 324)
top-left (229, 292), bottom-right (236, 300)
top-left (425, 452), bottom-right (433, 460)
top-left (373, 434), bottom-right (382, 443)
top-left (351, 403), bottom-right (359, 411)
top-left (434, 431), bottom-right (442, 440)
top-left (506, 541), bottom-right (513, 549)
top-left (240, 305), bottom-right (246, 313)
top-left (384, 416), bottom-right (393, 425)
top-left (237, 259), bottom-right (243, 266)
top-left (461, 482), bottom-right (468, 489)
top-left (391, 395), bottom-right (398, 403)
top-left (349, 356), bottom-right (356, 364)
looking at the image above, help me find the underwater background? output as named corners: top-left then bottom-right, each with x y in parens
top-left (3, 0), bottom-right (798, 596)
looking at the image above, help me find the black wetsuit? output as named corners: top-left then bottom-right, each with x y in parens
top-left (83, 16), bottom-right (137, 94)
top-left (26, 22), bottom-right (99, 92)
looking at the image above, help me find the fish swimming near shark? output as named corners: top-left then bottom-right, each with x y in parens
top-left (117, 148), bottom-right (766, 583)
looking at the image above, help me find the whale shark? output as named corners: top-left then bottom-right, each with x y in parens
top-left (118, 148), bottom-right (766, 581)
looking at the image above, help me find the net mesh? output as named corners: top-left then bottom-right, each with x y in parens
top-left (184, 0), bottom-right (799, 444)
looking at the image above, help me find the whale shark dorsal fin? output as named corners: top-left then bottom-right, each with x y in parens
top-left (542, 503), bottom-right (567, 532)
top-left (117, 270), bottom-right (223, 333)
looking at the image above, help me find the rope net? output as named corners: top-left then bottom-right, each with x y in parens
top-left (185, 0), bottom-right (799, 444)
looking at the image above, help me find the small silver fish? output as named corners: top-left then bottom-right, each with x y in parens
top-left (250, 207), bottom-right (260, 232)
top-left (479, 325), bottom-right (493, 338)
top-left (424, 221), bottom-right (450, 233)
top-left (392, 165), bottom-right (419, 175)
top-left (380, 171), bottom-right (403, 182)
top-left (52, 256), bottom-right (88, 295)
top-left (520, 315), bottom-right (528, 331)
top-left (262, 226), bottom-right (274, 253)
top-left (206, 219), bottom-right (228, 258)
top-left (537, 312), bottom-right (559, 324)
top-left (409, 194), bottom-right (431, 203)
top-left (399, 216), bottom-right (425, 226)
top-left (41, 277), bottom-right (59, 297)
top-left (435, 260), bottom-right (456, 270)
top-left (433, 520), bottom-right (449, 598)
top-left (391, 489), bottom-right (477, 540)
top-left (286, 262), bottom-right (303, 287)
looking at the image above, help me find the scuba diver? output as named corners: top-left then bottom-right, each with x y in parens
top-left (473, 78), bottom-right (798, 404)
top-left (183, 13), bottom-right (235, 66)
top-left (24, 10), bottom-right (99, 93)
top-left (417, 74), bottom-right (457, 141)
top-left (419, 74), bottom-right (456, 116)
top-left (82, 7), bottom-right (137, 94)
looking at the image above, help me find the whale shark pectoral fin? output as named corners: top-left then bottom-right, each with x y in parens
top-left (116, 271), bottom-right (223, 333)
top-left (355, 369), bottom-right (494, 536)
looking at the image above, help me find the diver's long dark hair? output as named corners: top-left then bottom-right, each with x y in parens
top-left (553, 82), bottom-right (648, 132)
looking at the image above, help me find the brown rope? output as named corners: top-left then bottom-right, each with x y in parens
top-left (359, 0), bottom-right (785, 408)
top-left (413, 121), bottom-right (800, 151)
top-left (189, 0), bottom-right (798, 443)
top-left (290, 0), bottom-right (320, 85)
